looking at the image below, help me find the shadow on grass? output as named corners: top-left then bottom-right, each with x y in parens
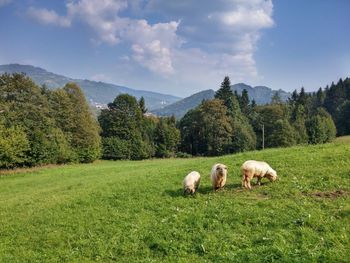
top-left (163, 183), bottom-right (243, 197)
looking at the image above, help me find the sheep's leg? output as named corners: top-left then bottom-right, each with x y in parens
top-left (256, 177), bottom-right (261, 186)
top-left (247, 178), bottom-right (252, 189)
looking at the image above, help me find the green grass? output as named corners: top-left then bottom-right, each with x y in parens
top-left (1, 139), bottom-right (350, 262)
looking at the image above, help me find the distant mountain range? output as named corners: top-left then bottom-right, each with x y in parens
top-left (0, 64), bottom-right (291, 118)
top-left (0, 64), bottom-right (181, 110)
top-left (151, 89), bottom-right (216, 118)
top-left (152, 83), bottom-right (291, 118)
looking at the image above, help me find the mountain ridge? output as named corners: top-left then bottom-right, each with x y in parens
top-left (0, 64), bottom-right (181, 110)
top-left (151, 83), bottom-right (291, 118)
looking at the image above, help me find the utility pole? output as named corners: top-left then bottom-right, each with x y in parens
top-left (262, 124), bottom-right (265, 150)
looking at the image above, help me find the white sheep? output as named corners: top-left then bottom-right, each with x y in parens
top-left (211, 163), bottom-right (228, 191)
top-left (241, 160), bottom-right (278, 189)
top-left (183, 171), bottom-right (201, 194)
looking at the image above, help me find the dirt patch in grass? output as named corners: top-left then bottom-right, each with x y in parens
top-left (306, 190), bottom-right (349, 199)
top-left (0, 164), bottom-right (65, 177)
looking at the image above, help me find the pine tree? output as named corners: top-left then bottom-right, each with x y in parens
top-left (215, 76), bottom-right (233, 108)
top-left (139, 96), bottom-right (147, 114)
top-left (239, 89), bottom-right (250, 116)
top-left (271, 91), bottom-right (283, 105)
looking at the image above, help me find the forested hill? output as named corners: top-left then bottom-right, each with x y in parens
top-left (0, 64), bottom-right (181, 110)
top-left (152, 83), bottom-right (291, 118)
top-left (151, 89), bottom-right (216, 118)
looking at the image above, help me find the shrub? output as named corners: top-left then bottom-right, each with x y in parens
top-left (0, 124), bottom-right (29, 168)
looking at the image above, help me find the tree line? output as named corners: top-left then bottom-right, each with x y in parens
top-left (0, 73), bottom-right (100, 168)
top-left (0, 73), bottom-right (348, 168)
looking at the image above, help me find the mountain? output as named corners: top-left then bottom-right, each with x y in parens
top-left (152, 83), bottom-right (291, 118)
top-left (0, 64), bottom-right (181, 110)
top-left (231, 83), bottom-right (290, 104)
top-left (151, 89), bottom-right (216, 119)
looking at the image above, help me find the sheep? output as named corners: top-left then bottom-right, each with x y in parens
top-left (241, 160), bottom-right (278, 189)
top-left (211, 163), bottom-right (228, 191)
top-left (183, 171), bottom-right (201, 195)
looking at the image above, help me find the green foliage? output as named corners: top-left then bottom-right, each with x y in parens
top-left (268, 119), bottom-right (297, 147)
top-left (0, 74), bottom-right (101, 167)
top-left (238, 89), bottom-right (250, 115)
top-left (230, 120), bottom-right (257, 152)
top-left (63, 83), bottom-right (101, 163)
top-left (102, 137), bottom-right (131, 160)
top-left (99, 94), bottom-right (177, 160)
top-left (306, 108), bottom-right (336, 144)
top-left (215, 76), bottom-right (233, 108)
top-left (154, 117), bottom-right (180, 158)
top-left (0, 124), bottom-right (29, 168)
top-left (139, 96), bottom-right (147, 114)
top-left (1, 140), bottom-right (349, 262)
top-left (337, 101), bottom-right (350, 135)
top-left (179, 99), bottom-right (232, 156)
top-left (271, 91), bottom-right (283, 105)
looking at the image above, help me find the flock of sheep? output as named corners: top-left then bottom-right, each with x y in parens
top-left (183, 160), bottom-right (278, 194)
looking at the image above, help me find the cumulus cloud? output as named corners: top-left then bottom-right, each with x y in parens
top-left (26, 0), bottom-right (274, 86)
top-left (27, 0), bottom-right (180, 75)
top-left (27, 7), bottom-right (71, 27)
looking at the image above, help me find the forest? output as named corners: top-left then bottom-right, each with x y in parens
top-left (0, 73), bottom-right (349, 168)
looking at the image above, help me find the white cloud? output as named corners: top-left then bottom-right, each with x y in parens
top-left (27, 0), bottom-right (274, 89)
top-left (29, 0), bottom-right (180, 75)
top-left (27, 7), bottom-right (71, 27)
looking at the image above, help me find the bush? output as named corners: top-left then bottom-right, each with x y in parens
top-left (0, 125), bottom-right (29, 168)
top-left (231, 121), bottom-right (257, 152)
top-left (306, 108), bottom-right (336, 144)
top-left (102, 137), bottom-right (131, 160)
top-left (268, 119), bottom-right (297, 148)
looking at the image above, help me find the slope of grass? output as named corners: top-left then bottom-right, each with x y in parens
top-left (1, 140), bottom-right (350, 262)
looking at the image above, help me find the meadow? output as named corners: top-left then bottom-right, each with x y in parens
top-left (0, 138), bottom-right (349, 262)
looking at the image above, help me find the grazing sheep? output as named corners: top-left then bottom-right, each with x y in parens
top-left (241, 160), bottom-right (278, 189)
top-left (211, 163), bottom-right (228, 191)
top-left (183, 171), bottom-right (201, 195)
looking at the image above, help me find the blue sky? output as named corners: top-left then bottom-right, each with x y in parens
top-left (0, 0), bottom-right (349, 97)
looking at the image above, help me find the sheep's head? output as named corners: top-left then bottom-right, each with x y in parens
top-left (184, 188), bottom-right (195, 195)
top-left (266, 168), bottom-right (278, 182)
top-left (216, 164), bottom-right (228, 177)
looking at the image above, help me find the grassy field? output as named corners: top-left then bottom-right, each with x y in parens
top-left (1, 138), bottom-right (350, 262)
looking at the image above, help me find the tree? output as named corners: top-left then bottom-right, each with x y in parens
top-left (268, 119), bottom-right (297, 147)
top-left (288, 102), bottom-right (308, 144)
top-left (306, 108), bottom-right (336, 144)
top-left (0, 73), bottom-right (73, 165)
top-left (62, 83), bottom-right (101, 162)
top-left (337, 101), bottom-right (350, 135)
top-left (254, 104), bottom-right (289, 148)
top-left (99, 94), bottom-right (153, 160)
top-left (271, 91), bottom-right (283, 105)
top-left (139, 96), bottom-right (147, 114)
top-left (239, 89), bottom-right (250, 116)
top-left (179, 99), bottom-right (232, 156)
top-left (230, 120), bottom-right (257, 152)
top-left (0, 123), bottom-right (29, 168)
top-left (215, 76), bottom-right (233, 108)
top-left (154, 117), bottom-right (180, 158)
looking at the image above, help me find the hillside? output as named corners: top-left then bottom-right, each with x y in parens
top-left (0, 64), bottom-right (181, 110)
top-left (151, 89), bottom-right (215, 118)
top-left (1, 139), bottom-right (349, 262)
top-left (152, 83), bottom-right (291, 118)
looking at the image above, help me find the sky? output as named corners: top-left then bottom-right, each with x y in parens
top-left (0, 0), bottom-right (349, 97)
